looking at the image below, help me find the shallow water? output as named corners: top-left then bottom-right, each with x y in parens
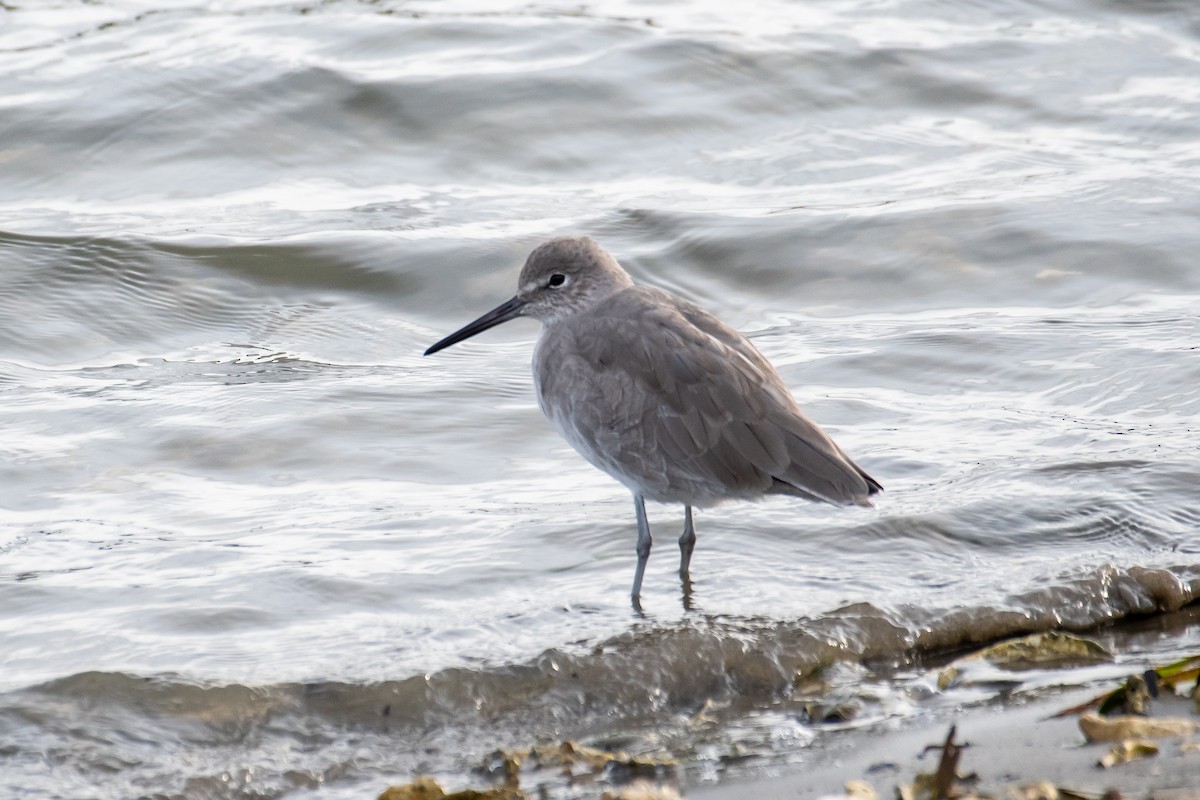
top-left (1, 1), bottom-right (1199, 798)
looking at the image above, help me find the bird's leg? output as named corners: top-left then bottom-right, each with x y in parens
top-left (631, 493), bottom-right (652, 606)
top-left (678, 505), bottom-right (696, 579)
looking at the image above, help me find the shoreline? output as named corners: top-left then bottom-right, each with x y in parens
top-left (688, 687), bottom-right (1200, 800)
top-left (380, 605), bottom-right (1200, 800)
top-left (685, 607), bottom-right (1200, 800)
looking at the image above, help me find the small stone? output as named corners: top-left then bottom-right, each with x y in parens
top-left (1099, 738), bottom-right (1159, 768)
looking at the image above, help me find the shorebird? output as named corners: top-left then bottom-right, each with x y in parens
top-left (424, 237), bottom-right (881, 607)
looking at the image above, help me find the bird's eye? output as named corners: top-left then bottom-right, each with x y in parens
top-left (547, 273), bottom-right (567, 288)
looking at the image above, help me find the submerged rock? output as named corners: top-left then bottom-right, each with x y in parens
top-left (939, 632), bottom-right (1113, 689)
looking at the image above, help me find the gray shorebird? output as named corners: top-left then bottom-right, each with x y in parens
top-left (424, 237), bottom-right (881, 607)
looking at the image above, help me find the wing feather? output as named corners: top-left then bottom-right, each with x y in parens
top-left (534, 286), bottom-right (879, 505)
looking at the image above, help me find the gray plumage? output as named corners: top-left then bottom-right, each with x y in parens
top-left (425, 236), bottom-right (881, 607)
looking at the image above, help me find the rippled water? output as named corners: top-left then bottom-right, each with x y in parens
top-left (2, 1), bottom-right (1199, 798)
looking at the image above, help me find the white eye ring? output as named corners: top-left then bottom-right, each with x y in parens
top-left (547, 273), bottom-right (568, 289)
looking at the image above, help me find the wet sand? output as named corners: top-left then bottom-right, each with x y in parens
top-left (689, 606), bottom-right (1200, 800)
top-left (691, 687), bottom-right (1200, 800)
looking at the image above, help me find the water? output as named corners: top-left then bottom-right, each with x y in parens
top-left (1, 1), bottom-right (1199, 798)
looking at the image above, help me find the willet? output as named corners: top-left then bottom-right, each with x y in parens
top-left (425, 237), bottom-right (881, 607)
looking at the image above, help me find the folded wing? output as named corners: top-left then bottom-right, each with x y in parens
top-left (535, 286), bottom-right (881, 505)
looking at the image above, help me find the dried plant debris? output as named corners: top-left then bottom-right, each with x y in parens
top-left (1055, 655), bottom-right (1200, 718)
top-left (1078, 712), bottom-right (1198, 743)
top-left (899, 726), bottom-right (982, 800)
top-left (383, 741), bottom-right (677, 800)
top-left (897, 772), bottom-right (987, 800)
top-left (1115, 672), bottom-right (1156, 715)
top-left (377, 777), bottom-right (526, 800)
top-left (817, 779), bottom-right (878, 800)
top-left (1005, 782), bottom-right (1058, 800)
top-left (1097, 738), bottom-right (1159, 769)
top-left (933, 725), bottom-right (967, 798)
top-left (481, 740), bottom-right (675, 779)
top-left (559, 741), bottom-right (676, 777)
top-left (844, 779), bottom-right (879, 800)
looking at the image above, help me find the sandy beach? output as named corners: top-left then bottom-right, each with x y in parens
top-left (691, 686), bottom-right (1200, 800)
top-left (692, 603), bottom-right (1200, 799)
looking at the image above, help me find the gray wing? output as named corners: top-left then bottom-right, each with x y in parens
top-left (536, 286), bottom-right (880, 505)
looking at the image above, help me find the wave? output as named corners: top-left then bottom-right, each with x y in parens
top-left (14, 562), bottom-right (1197, 734)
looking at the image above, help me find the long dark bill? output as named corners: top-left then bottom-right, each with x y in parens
top-left (423, 295), bottom-right (527, 356)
